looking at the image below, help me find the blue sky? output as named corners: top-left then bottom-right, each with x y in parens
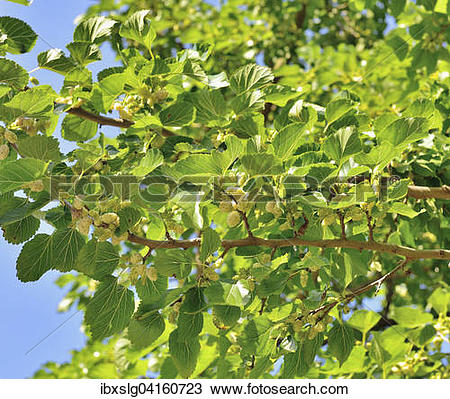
top-left (0, 0), bottom-right (120, 378)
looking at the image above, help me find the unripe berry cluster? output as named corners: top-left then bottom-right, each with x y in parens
top-left (15, 117), bottom-right (51, 136)
top-left (287, 306), bottom-right (333, 341)
top-left (0, 144), bottom-right (9, 160)
top-left (265, 201), bottom-right (283, 217)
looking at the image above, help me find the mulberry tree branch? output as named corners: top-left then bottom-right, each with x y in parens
top-left (407, 185), bottom-right (450, 200)
top-left (64, 106), bottom-right (175, 136)
top-left (127, 233), bottom-right (450, 260)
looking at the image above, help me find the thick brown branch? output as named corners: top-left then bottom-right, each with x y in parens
top-left (127, 233), bottom-right (450, 260)
top-left (66, 106), bottom-right (134, 128)
top-left (64, 106), bottom-right (177, 136)
top-left (407, 185), bottom-right (450, 200)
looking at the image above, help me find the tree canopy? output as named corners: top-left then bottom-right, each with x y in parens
top-left (0, 0), bottom-right (449, 379)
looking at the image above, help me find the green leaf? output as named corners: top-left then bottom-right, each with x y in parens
top-left (73, 16), bottom-right (117, 44)
top-left (132, 148), bottom-right (163, 176)
top-left (264, 85), bottom-right (299, 106)
top-left (85, 276), bottom-right (135, 340)
top-left (188, 89), bottom-right (228, 125)
top-left (199, 227), bottom-right (221, 262)
top-left (75, 240), bottom-right (120, 280)
top-left (0, 158), bottom-right (47, 195)
top-left (428, 288), bottom-right (450, 315)
top-left (283, 334), bottom-right (323, 377)
top-left (45, 206), bottom-right (72, 229)
top-left (347, 309), bottom-right (381, 334)
top-left (337, 346), bottom-right (366, 373)
top-left (52, 228), bottom-right (86, 272)
top-left (239, 316), bottom-right (275, 356)
top-left (0, 16), bottom-right (37, 54)
top-left (386, 35), bottom-right (409, 61)
top-left (412, 47), bottom-right (437, 74)
top-left (2, 215), bottom-right (40, 244)
top-left (16, 233), bottom-right (53, 282)
top-left (159, 101), bottom-right (195, 127)
top-left (325, 99), bottom-right (355, 124)
top-left (135, 276), bottom-right (168, 305)
top-left (212, 135), bottom-right (244, 172)
top-left (169, 329), bottom-right (200, 378)
top-left (387, 203), bottom-right (424, 219)
top-left (178, 312), bottom-right (203, 336)
top-left (116, 206), bottom-right (142, 235)
top-left (178, 43), bottom-right (213, 62)
top-left (323, 126), bottom-right (362, 164)
top-left (230, 114), bottom-right (264, 138)
top-left (67, 42), bottom-right (102, 66)
top-left (0, 86), bottom-right (11, 99)
top-left (387, 179), bottom-right (410, 201)
top-left (369, 332), bottom-right (391, 368)
top-left (404, 98), bottom-right (435, 119)
top-left (90, 72), bottom-right (125, 113)
top-left (248, 357), bottom-right (273, 379)
top-left (180, 287), bottom-right (206, 313)
top-left (390, 0), bottom-right (406, 16)
top-left (0, 58), bottom-right (29, 89)
top-left (407, 324), bottom-right (436, 347)
top-left (377, 117), bottom-right (428, 147)
top-left (0, 192), bottom-right (49, 224)
top-left (272, 123), bottom-right (307, 160)
top-left (391, 306), bottom-right (433, 328)
top-left (229, 64), bottom-right (273, 95)
top-left (37, 49), bottom-right (77, 75)
top-left (17, 135), bottom-right (61, 161)
top-left (170, 154), bottom-right (221, 177)
top-left (4, 0), bottom-right (33, 5)
top-left (241, 153), bottom-right (283, 176)
top-left (119, 10), bottom-right (156, 53)
top-left (0, 85), bottom-right (56, 122)
top-left (434, 0), bottom-right (448, 12)
top-left (62, 114), bottom-right (98, 141)
top-left (153, 249), bottom-right (192, 278)
top-left (231, 90), bottom-right (264, 115)
top-left (213, 305), bottom-right (241, 327)
top-left (328, 322), bottom-right (355, 366)
top-left (354, 142), bottom-right (397, 170)
top-left (204, 280), bottom-right (251, 307)
top-left (128, 312), bottom-right (165, 349)
top-left (257, 272), bottom-right (290, 299)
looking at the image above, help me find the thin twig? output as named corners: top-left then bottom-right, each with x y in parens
top-left (308, 259), bottom-right (409, 319)
top-left (365, 210), bottom-right (374, 241)
top-left (338, 211), bottom-right (347, 240)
